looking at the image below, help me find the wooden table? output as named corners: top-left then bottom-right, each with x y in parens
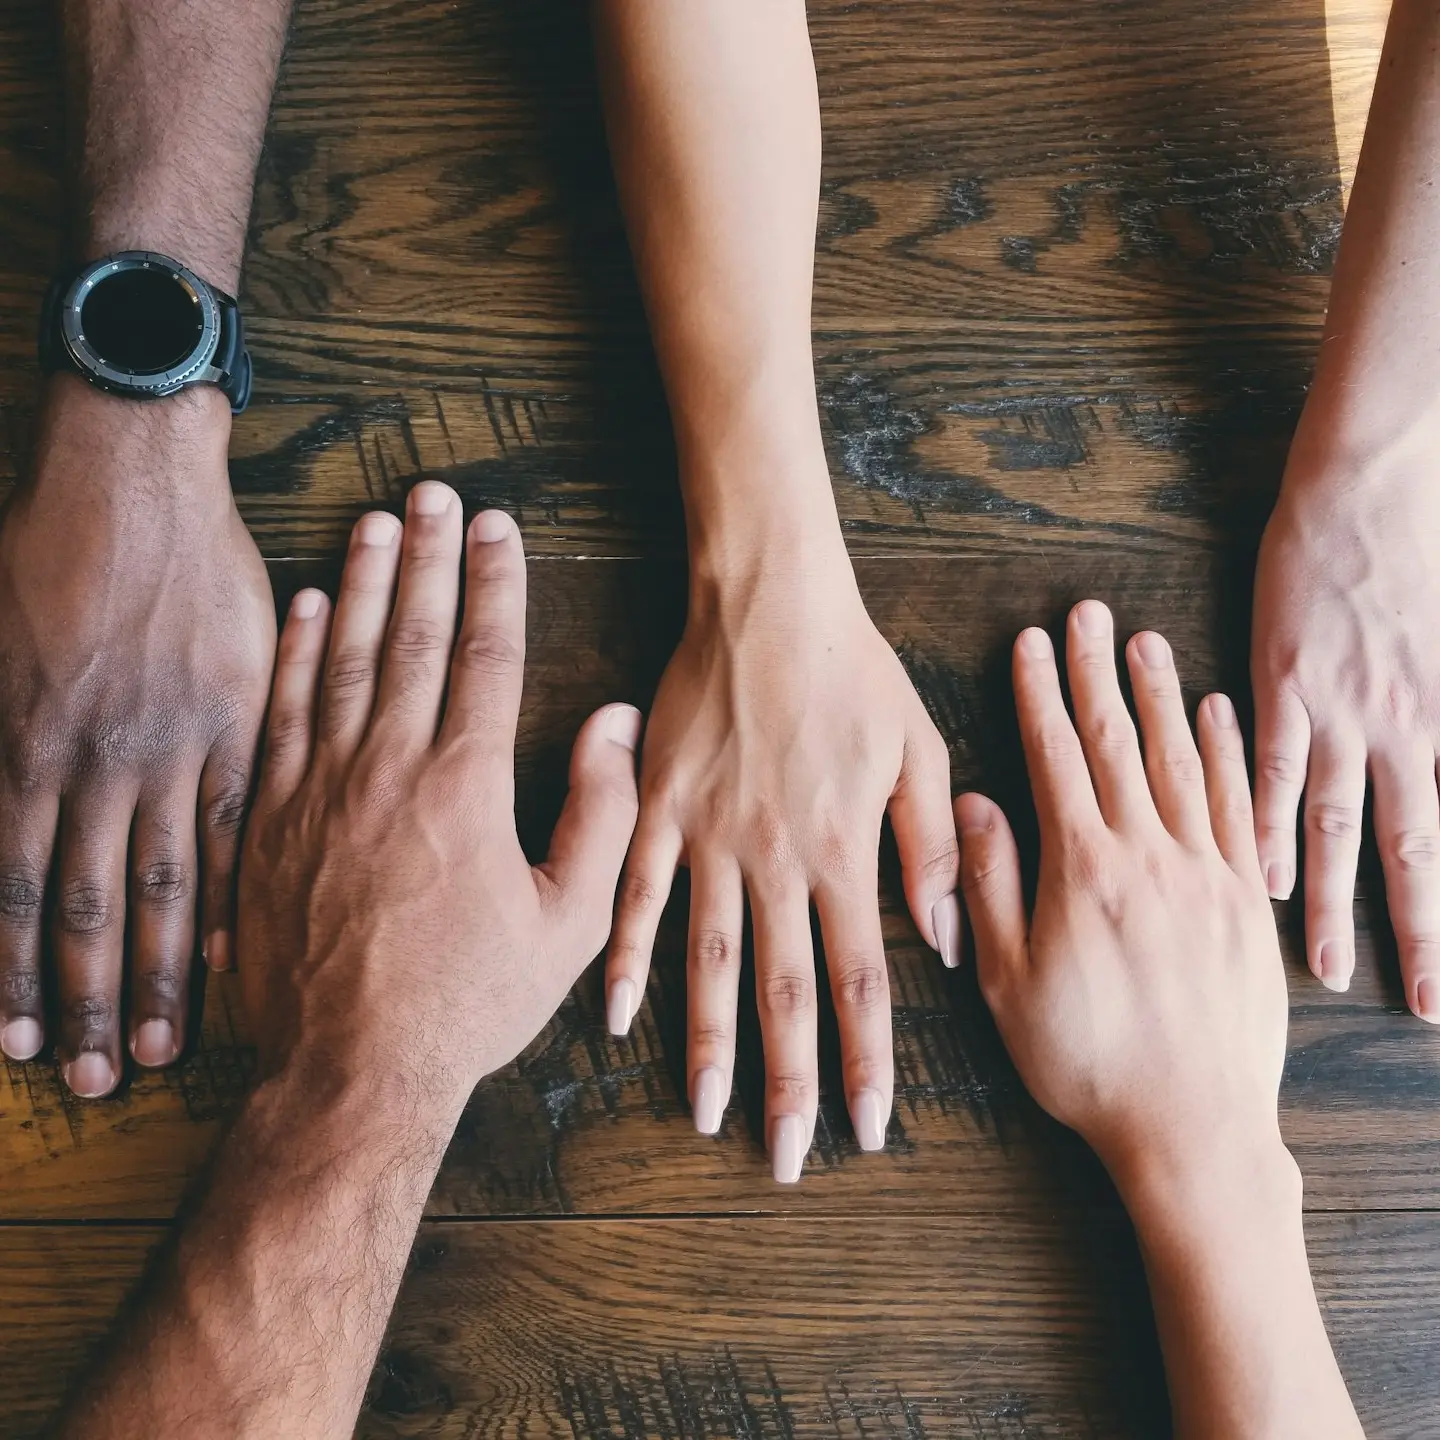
top-left (4, 0), bottom-right (1437, 1434)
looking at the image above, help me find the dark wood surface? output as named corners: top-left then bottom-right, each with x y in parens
top-left (3, 0), bottom-right (1435, 1435)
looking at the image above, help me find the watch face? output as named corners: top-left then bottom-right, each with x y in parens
top-left (80, 267), bottom-right (204, 374)
top-left (60, 252), bottom-right (221, 398)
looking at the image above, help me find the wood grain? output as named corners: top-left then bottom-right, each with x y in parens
top-left (4, 1213), bottom-right (1439, 1439)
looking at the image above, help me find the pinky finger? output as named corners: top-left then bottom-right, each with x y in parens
top-left (260, 590), bottom-right (332, 808)
top-left (1197, 693), bottom-right (1261, 880)
top-left (604, 813), bottom-right (682, 1036)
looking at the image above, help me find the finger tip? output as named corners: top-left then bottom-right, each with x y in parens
top-left (470, 508), bottom-right (518, 545)
top-left (1070, 598), bottom-right (1112, 635)
top-left (597, 702), bottom-right (642, 752)
top-left (1014, 627), bottom-right (1053, 662)
top-left (409, 479), bottom-right (459, 516)
top-left (1413, 978), bottom-right (1440, 1024)
top-left (203, 932), bottom-right (232, 973)
top-left (354, 509), bottom-right (402, 547)
top-left (289, 588), bottom-right (327, 622)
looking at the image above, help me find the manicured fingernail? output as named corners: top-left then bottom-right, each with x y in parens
top-left (604, 704), bottom-right (642, 751)
top-left (853, 1089), bottom-right (888, 1152)
top-left (1134, 631), bottom-right (1170, 668)
top-left (1019, 628), bottom-right (1052, 659)
top-left (1265, 862), bottom-right (1293, 901)
top-left (65, 1052), bottom-right (115, 1099)
top-left (410, 481), bottom-right (452, 515)
top-left (471, 509), bottom-right (514, 543)
top-left (291, 589), bottom-right (322, 620)
top-left (1, 1018), bottom-right (42, 1062)
top-left (1207, 693), bottom-right (1236, 728)
top-left (771, 1115), bottom-right (807, 1185)
top-left (693, 1067), bottom-right (726, 1135)
top-left (1075, 600), bottom-right (1109, 636)
top-left (1415, 978), bottom-right (1439, 1023)
top-left (607, 977), bottom-right (637, 1036)
top-left (204, 932), bottom-right (231, 973)
top-left (932, 893), bottom-right (961, 968)
top-left (1317, 940), bottom-right (1351, 993)
top-left (357, 511), bottom-right (401, 546)
top-left (131, 1020), bottom-right (177, 1068)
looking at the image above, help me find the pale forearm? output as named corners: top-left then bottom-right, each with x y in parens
top-left (1297, 0), bottom-right (1440, 462)
top-left (1121, 1142), bottom-right (1363, 1439)
top-left (62, 0), bottom-right (293, 291)
top-left (58, 1067), bottom-right (458, 1440)
top-left (592, 0), bottom-right (844, 574)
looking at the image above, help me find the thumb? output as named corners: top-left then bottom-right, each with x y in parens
top-left (889, 720), bottom-right (961, 967)
top-left (955, 793), bottom-right (1028, 1004)
top-left (537, 703), bottom-right (643, 957)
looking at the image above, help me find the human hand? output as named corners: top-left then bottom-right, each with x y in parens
top-left (1252, 431), bottom-right (1440, 1018)
top-left (958, 602), bottom-right (1288, 1193)
top-left (605, 550), bottom-right (958, 1182)
top-left (0, 377), bottom-right (275, 1093)
top-left (238, 482), bottom-right (641, 1114)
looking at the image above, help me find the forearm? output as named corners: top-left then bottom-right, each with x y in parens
top-left (62, 0), bottom-right (293, 292)
top-left (592, 0), bottom-right (845, 579)
top-left (1118, 1139), bottom-right (1363, 1439)
top-left (58, 1065), bottom-right (460, 1440)
top-left (1296, 0), bottom-right (1440, 464)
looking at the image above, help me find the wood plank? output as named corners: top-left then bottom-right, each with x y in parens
top-left (0, 0), bottom-right (1380, 557)
top-left (2, 1212), bottom-right (1437, 1439)
top-left (3, 553), bottom-right (1437, 1220)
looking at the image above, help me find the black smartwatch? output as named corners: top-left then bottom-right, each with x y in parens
top-left (38, 250), bottom-right (252, 414)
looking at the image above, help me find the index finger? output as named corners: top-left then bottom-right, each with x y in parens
top-left (1013, 627), bottom-right (1102, 840)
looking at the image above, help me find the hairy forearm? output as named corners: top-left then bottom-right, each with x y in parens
top-left (592, 0), bottom-right (845, 575)
top-left (1118, 1139), bottom-right (1363, 1439)
top-left (61, 0), bottom-right (293, 291)
top-left (58, 1066), bottom-right (459, 1440)
top-left (1295, 0), bottom-right (1440, 466)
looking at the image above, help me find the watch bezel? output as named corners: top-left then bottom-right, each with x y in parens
top-left (58, 251), bottom-right (222, 400)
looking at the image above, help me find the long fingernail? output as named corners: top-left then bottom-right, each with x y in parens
top-left (65, 1052), bottom-right (115, 1099)
top-left (1, 1018), bottom-right (42, 1062)
top-left (607, 977), bottom-right (637, 1036)
top-left (693, 1067), bottom-right (726, 1135)
top-left (1317, 940), bottom-right (1351, 993)
top-left (604, 704), bottom-right (642, 751)
top-left (932, 894), bottom-right (961, 969)
top-left (204, 932), bottom-right (231, 973)
top-left (771, 1116), bottom-right (807, 1184)
top-left (131, 1020), bottom-right (178, 1068)
top-left (853, 1089), bottom-right (888, 1152)
top-left (1416, 978), bottom-right (1439, 1023)
top-left (1265, 862), bottom-right (1294, 901)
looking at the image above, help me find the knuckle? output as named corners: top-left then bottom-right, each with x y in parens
top-left (691, 1017), bottom-right (734, 1049)
top-left (0, 868), bottom-right (44, 925)
top-left (620, 871), bottom-right (661, 918)
top-left (1307, 802), bottom-right (1361, 842)
top-left (1259, 751), bottom-right (1304, 790)
top-left (135, 967), bottom-right (185, 1005)
top-left (917, 837), bottom-right (960, 884)
top-left (205, 787), bottom-right (249, 842)
top-left (1086, 712), bottom-right (1136, 760)
top-left (387, 620), bottom-right (452, 662)
top-left (1059, 835), bottom-right (1107, 895)
top-left (134, 859), bottom-right (192, 907)
top-left (1153, 748), bottom-right (1204, 788)
top-left (1034, 724), bottom-right (1081, 764)
top-left (323, 648), bottom-right (378, 702)
top-left (760, 969), bottom-right (815, 1021)
top-left (64, 993), bottom-right (117, 1038)
top-left (266, 709), bottom-right (312, 755)
top-left (1389, 828), bottom-right (1440, 875)
top-left (832, 959), bottom-right (889, 1013)
top-left (691, 928), bottom-right (739, 977)
top-left (962, 851), bottom-right (1009, 904)
top-left (57, 881), bottom-right (120, 937)
top-left (768, 1071), bottom-right (817, 1107)
top-left (0, 968), bottom-right (41, 1008)
top-left (452, 625), bottom-right (523, 678)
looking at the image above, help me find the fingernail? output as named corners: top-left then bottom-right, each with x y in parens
top-left (607, 977), bottom-right (637, 1036)
top-left (471, 509), bottom-right (514, 544)
top-left (131, 1019), bottom-right (177, 1068)
top-left (853, 1088), bottom-right (888, 1152)
top-left (410, 481), bottom-right (452, 516)
top-left (932, 893), bottom-right (961, 968)
top-left (1265, 862), bottom-right (1294, 901)
top-left (357, 511), bottom-right (401, 546)
top-left (771, 1115), bottom-right (807, 1185)
top-left (291, 589), bottom-right (322, 620)
top-left (1317, 940), bottom-right (1351, 993)
top-left (1416, 979), bottom-right (1440, 1023)
top-left (65, 1052), bottom-right (115, 1099)
top-left (1, 1018), bottom-right (42, 1062)
top-left (1075, 599), bottom-right (1109, 636)
top-left (1207, 693), bottom-right (1236, 728)
top-left (693, 1067), bottom-right (727, 1135)
top-left (604, 704), bottom-right (642, 751)
top-left (1134, 631), bottom-right (1170, 668)
top-left (1019, 628), bottom-right (1052, 659)
top-left (204, 932), bottom-right (231, 973)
